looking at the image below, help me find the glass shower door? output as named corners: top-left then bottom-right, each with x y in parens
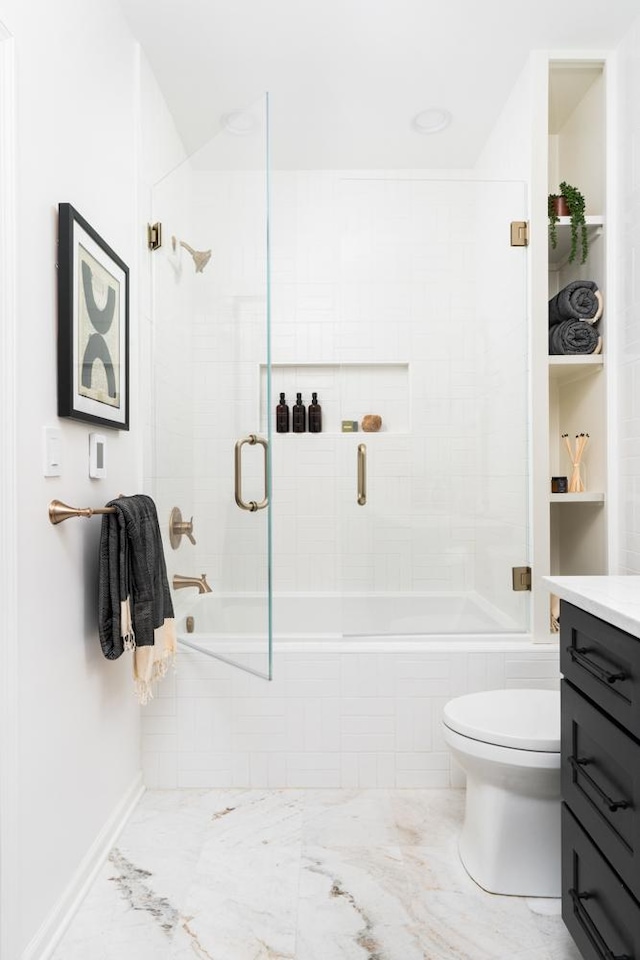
top-left (150, 93), bottom-right (272, 678)
top-left (337, 177), bottom-right (530, 636)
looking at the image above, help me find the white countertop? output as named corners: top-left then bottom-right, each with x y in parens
top-left (544, 576), bottom-right (640, 638)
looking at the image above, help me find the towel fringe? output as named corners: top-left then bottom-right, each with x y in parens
top-left (120, 597), bottom-right (134, 650)
top-left (134, 651), bottom-right (175, 706)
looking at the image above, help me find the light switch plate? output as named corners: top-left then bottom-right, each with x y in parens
top-left (89, 433), bottom-right (107, 479)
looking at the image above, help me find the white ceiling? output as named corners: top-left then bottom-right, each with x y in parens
top-left (118, 0), bottom-right (640, 169)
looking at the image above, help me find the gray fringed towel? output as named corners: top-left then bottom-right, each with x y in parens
top-left (549, 319), bottom-right (601, 356)
top-left (98, 494), bottom-right (176, 704)
top-left (549, 280), bottom-right (603, 326)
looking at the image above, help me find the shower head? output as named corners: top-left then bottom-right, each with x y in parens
top-left (172, 237), bottom-right (212, 273)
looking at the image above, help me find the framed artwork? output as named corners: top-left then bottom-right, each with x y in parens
top-left (57, 203), bottom-right (129, 430)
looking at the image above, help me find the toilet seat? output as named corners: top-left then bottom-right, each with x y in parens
top-left (442, 689), bottom-right (560, 753)
top-left (443, 726), bottom-right (560, 770)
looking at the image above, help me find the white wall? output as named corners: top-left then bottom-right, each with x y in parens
top-left (615, 16), bottom-right (640, 574)
top-left (0, 2), bottom-right (143, 955)
top-left (474, 62), bottom-right (533, 180)
top-left (0, 22), bottom-right (19, 960)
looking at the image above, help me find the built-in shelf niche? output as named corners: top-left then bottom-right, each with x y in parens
top-left (550, 500), bottom-right (607, 573)
top-left (549, 355), bottom-right (604, 382)
top-left (548, 358), bottom-right (605, 494)
top-left (259, 361), bottom-right (410, 435)
top-left (548, 216), bottom-right (604, 272)
top-left (538, 58), bottom-right (608, 642)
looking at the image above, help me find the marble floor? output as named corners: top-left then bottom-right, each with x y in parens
top-left (52, 788), bottom-right (581, 960)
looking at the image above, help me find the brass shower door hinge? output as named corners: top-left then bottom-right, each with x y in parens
top-left (510, 221), bottom-right (529, 247)
top-left (147, 222), bottom-right (162, 250)
top-left (512, 566), bottom-right (532, 591)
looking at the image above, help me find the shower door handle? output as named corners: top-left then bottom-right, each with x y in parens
top-left (357, 443), bottom-right (367, 505)
top-left (235, 435), bottom-right (269, 511)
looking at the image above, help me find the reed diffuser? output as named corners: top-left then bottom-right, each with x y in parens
top-left (562, 433), bottom-right (590, 493)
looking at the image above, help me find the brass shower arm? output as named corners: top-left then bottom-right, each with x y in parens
top-left (171, 235), bottom-right (212, 273)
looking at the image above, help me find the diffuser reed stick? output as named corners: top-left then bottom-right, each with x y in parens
top-left (562, 433), bottom-right (590, 493)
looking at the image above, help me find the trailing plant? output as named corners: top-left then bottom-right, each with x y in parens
top-left (548, 181), bottom-right (589, 265)
top-left (548, 193), bottom-right (560, 251)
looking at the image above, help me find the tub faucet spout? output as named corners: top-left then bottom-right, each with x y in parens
top-left (172, 573), bottom-right (212, 594)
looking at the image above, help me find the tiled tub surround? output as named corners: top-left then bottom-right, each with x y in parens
top-left (143, 641), bottom-right (560, 789)
top-left (51, 787), bottom-right (580, 960)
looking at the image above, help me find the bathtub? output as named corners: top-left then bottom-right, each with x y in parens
top-left (174, 591), bottom-right (528, 651)
top-left (141, 592), bottom-right (557, 790)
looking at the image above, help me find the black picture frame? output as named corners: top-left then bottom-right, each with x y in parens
top-left (57, 203), bottom-right (129, 430)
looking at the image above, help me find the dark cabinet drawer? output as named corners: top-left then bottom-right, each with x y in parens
top-left (560, 601), bottom-right (640, 738)
top-left (563, 803), bottom-right (640, 960)
top-left (562, 679), bottom-right (640, 903)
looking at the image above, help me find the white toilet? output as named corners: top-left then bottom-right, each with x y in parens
top-left (442, 688), bottom-right (561, 898)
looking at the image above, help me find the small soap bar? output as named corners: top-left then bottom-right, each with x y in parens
top-left (342, 420), bottom-right (358, 432)
top-left (362, 414), bottom-right (382, 432)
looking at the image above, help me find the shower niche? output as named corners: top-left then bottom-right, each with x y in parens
top-left (259, 361), bottom-right (410, 435)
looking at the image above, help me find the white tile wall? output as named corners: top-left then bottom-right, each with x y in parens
top-left (167, 171), bottom-right (531, 621)
top-left (142, 643), bottom-right (560, 789)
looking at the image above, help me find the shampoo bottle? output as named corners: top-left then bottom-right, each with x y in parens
top-left (276, 392), bottom-right (290, 433)
top-left (292, 392), bottom-right (306, 433)
top-left (308, 392), bottom-right (322, 433)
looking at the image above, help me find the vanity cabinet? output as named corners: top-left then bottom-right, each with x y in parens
top-left (560, 599), bottom-right (640, 960)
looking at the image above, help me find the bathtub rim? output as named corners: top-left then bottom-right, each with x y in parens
top-left (175, 634), bottom-right (556, 655)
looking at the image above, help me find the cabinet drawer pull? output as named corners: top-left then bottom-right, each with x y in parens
top-left (567, 646), bottom-right (627, 685)
top-left (568, 756), bottom-right (631, 812)
top-left (569, 888), bottom-right (632, 960)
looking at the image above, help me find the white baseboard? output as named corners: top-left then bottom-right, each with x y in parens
top-left (22, 773), bottom-right (145, 960)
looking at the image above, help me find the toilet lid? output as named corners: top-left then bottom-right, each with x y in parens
top-left (443, 689), bottom-right (560, 752)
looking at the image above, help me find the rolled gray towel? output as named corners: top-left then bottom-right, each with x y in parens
top-left (549, 319), bottom-right (600, 355)
top-left (549, 280), bottom-right (602, 326)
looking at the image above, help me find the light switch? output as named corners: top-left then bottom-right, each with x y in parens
top-left (43, 427), bottom-right (62, 477)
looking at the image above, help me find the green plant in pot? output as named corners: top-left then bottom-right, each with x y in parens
top-left (548, 181), bottom-right (588, 264)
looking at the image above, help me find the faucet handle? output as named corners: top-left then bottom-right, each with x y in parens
top-left (183, 518), bottom-right (196, 545)
top-left (169, 506), bottom-right (197, 549)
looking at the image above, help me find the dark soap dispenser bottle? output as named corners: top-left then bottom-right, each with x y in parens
top-left (308, 391), bottom-right (322, 433)
top-left (276, 392), bottom-right (290, 433)
top-left (292, 392), bottom-right (306, 433)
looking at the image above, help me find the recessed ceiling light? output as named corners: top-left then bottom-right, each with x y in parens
top-left (411, 108), bottom-right (452, 135)
top-left (221, 110), bottom-right (259, 136)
